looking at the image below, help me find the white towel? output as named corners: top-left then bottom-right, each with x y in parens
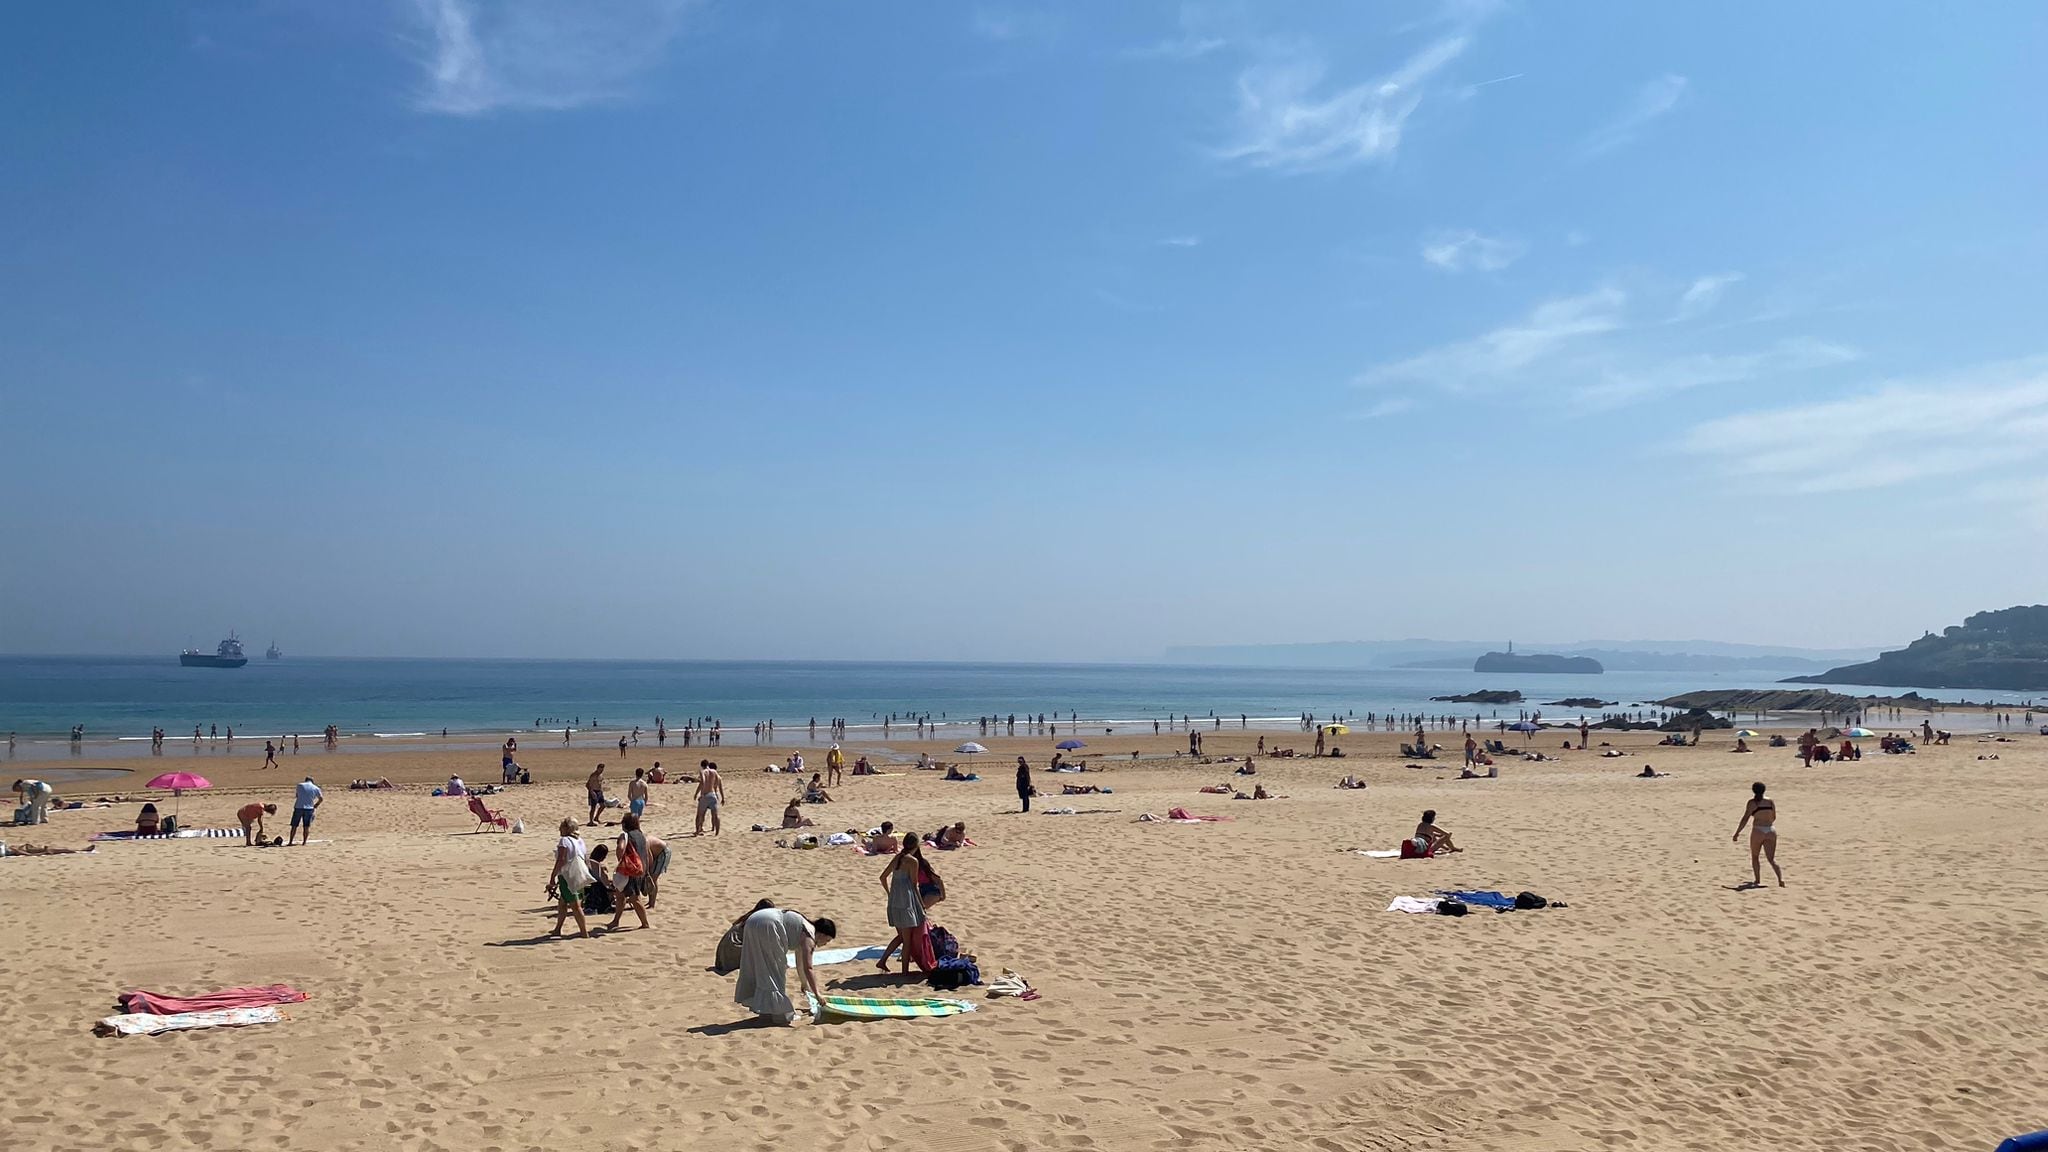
top-left (1386, 896), bottom-right (1441, 915)
top-left (96, 1006), bottom-right (285, 1036)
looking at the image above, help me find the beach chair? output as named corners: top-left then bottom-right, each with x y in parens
top-left (467, 794), bottom-right (510, 832)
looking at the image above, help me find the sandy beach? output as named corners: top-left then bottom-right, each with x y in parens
top-left (4, 727), bottom-right (2045, 1151)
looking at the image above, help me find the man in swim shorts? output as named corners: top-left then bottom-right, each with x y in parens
top-left (628, 767), bottom-right (649, 819)
top-left (288, 777), bottom-right (322, 847)
top-left (586, 763), bottom-right (608, 825)
top-left (694, 761), bottom-right (724, 837)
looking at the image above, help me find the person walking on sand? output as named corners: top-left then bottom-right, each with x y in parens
top-left (548, 819), bottom-right (592, 939)
top-left (606, 817), bottom-right (652, 933)
top-left (1732, 781), bottom-right (1784, 888)
top-left (238, 802), bottom-right (277, 845)
top-left (1015, 755), bottom-right (1033, 813)
top-left (586, 763), bottom-right (607, 825)
top-left (263, 740), bottom-right (278, 769)
top-left (694, 761), bottom-right (724, 837)
top-left (287, 776), bottom-right (322, 846)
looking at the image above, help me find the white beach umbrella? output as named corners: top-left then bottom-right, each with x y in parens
top-left (955, 742), bottom-right (989, 754)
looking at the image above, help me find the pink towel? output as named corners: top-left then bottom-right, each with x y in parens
top-left (118, 984), bottom-right (309, 1015)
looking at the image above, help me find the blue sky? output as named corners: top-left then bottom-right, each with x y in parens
top-left (4, 1), bottom-right (2045, 661)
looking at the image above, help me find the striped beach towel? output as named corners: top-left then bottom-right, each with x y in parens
top-left (90, 828), bottom-right (240, 842)
top-left (807, 993), bottom-right (977, 1020)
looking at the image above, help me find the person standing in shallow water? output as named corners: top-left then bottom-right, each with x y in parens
top-left (1732, 781), bottom-right (1784, 888)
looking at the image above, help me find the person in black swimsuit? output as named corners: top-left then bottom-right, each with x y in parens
top-left (1732, 781), bottom-right (1784, 887)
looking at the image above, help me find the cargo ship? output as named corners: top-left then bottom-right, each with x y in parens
top-left (180, 633), bottom-right (249, 668)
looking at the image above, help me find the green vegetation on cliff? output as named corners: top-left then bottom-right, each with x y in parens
top-left (1785, 606), bottom-right (2048, 691)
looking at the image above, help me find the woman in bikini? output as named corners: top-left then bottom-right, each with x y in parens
top-left (1732, 781), bottom-right (1784, 887)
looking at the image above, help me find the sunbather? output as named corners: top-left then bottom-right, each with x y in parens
top-left (4, 842), bottom-right (96, 855)
top-left (1414, 810), bottom-right (1461, 855)
top-left (932, 821), bottom-right (968, 849)
top-left (1336, 775), bottom-right (1368, 789)
top-left (864, 821), bottom-right (899, 853)
top-left (782, 801), bottom-right (817, 830)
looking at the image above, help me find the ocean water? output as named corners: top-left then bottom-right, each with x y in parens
top-left (3, 655), bottom-right (2032, 762)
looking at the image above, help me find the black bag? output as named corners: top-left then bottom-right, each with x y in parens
top-left (1515, 891), bottom-right (1549, 910)
top-left (1436, 899), bottom-right (1468, 917)
top-left (582, 880), bottom-right (615, 916)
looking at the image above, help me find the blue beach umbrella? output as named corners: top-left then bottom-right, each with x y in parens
top-left (1509, 721), bottom-right (1541, 734)
top-left (1056, 739), bottom-right (1086, 750)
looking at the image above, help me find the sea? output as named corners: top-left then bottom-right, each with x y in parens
top-left (2, 655), bottom-right (2037, 763)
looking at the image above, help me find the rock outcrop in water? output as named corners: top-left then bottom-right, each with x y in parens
top-left (1782, 606), bottom-right (2048, 691)
top-left (1430, 690), bottom-right (1523, 704)
top-left (1544, 697), bottom-right (1617, 708)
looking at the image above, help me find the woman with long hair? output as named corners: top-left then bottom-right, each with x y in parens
top-left (877, 833), bottom-right (932, 974)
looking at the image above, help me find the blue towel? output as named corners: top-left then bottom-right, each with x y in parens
top-left (1438, 889), bottom-right (1516, 910)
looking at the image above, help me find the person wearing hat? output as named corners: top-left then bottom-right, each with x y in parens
top-left (825, 743), bottom-right (845, 787)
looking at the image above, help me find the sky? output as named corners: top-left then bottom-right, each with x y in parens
top-left (3, 1), bottom-right (2046, 661)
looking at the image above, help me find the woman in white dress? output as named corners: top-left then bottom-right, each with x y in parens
top-left (734, 907), bottom-right (837, 1024)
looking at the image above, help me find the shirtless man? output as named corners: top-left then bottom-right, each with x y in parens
top-left (627, 768), bottom-right (649, 820)
top-left (694, 761), bottom-right (725, 837)
top-left (1414, 809), bottom-right (1461, 855)
top-left (586, 763), bottom-right (608, 825)
top-left (865, 821), bottom-right (900, 854)
top-left (1732, 781), bottom-right (1784, 887)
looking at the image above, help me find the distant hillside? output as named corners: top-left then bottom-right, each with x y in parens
top-left (1785, 606), bottom-right (2048, 691)
top-left (1167, 639), bottom-right (1872, 672)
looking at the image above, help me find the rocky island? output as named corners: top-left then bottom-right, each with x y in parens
top-left (1474, 650), bottom-right (1603, 675)
top-left (1783, 606), bottom-right (2048, 691)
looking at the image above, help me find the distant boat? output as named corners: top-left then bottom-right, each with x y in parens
top-left (265, 641), bottom-right (282, 661)
top-left (180, 633), bottom-right (249, 668)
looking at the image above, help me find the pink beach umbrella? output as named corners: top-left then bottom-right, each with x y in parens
top-left (144, 771), bottom-right (212, 820)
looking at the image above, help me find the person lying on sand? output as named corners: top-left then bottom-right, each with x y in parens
top-left (1199, 784), bottom-right (1233, 794)
top-left (931, 821), bottom-right (968, 849)
top-left (1638, 765), bottom-right (1667, 778)
top-left (782, 802), bottom-right (817, 830)
top-left (1061, 783), bottom-right (1106, 794)
top-left (1457, 763), bottom-right (1498, 780)
top-left (1336, 776), bottom-right (1368, 789)
top-left (1601, 749), bottom-right (1626, 758)
top-left (4, 843), bottom-right (96, 855)
top-left (1415, 810), bottom-right (1461, 855)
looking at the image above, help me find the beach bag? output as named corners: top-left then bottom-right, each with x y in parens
top-left (929, 925), bottom-right (960, 962)
top-left (618, 840), bottom-right (646, 878)
top-left (929, 956), bottom-right (981, 990)
top-left (714, 924), bottom-right (746, 974)
top-left (556, 853), bottom-right (593, 895)
top-left (1436, 899), bottom-right (1469, 917)
top-left (1515, 891), bottom-right (1549, 910)
top-left (582, 879), bottom-right (615, 915)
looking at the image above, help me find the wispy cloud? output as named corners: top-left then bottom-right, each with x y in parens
top-left (1357, 286), bottom-right (1627, 391)
top-left (1421, 229), bottom-right (1525, 273)
top-left (1577, 339), bottom-right (1858, 409)
top-left (404, 0), bottom-right (694, 116)
top-left (1356, 276), bottom-right (1858, 409)
top-left (1350, 396), bottom-right (1416, 421)
top-left (1157, 235), bottom-right (1203, 248)
top-left (1582, 73), bottom-right (1688, 157)
top-left (1685, 358), bottom-right (2048, 493)
top-left (1675, 272), bottom-right (1744, 319)
top-left (1219, 36), bottom-right (1468, 172)
top-left (971, 7), bottom-right (1059, 44)
top-left (1128, 33), bottom-right (1226, 60)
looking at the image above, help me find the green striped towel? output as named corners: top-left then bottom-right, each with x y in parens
top-left (807, 993), bottom-right (978, 1020)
